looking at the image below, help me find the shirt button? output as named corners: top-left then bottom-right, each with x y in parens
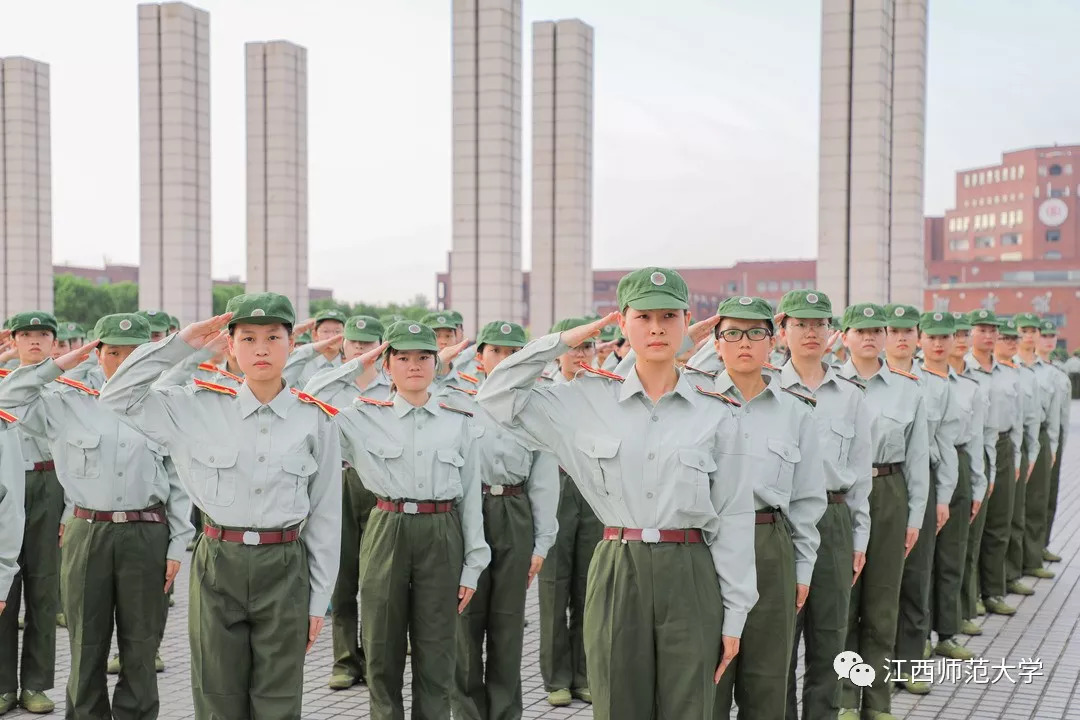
top-left (744, 433), bottom-right (749, 439)
top-left (209, 456), bottom-right (215, 462)
top-left (255, 489), bottom-right (262, 495)
top-left (118, 472), bottom-right (124, 477)
top-left (651, 416), bottom-right (659, 422)
top-left (116, 496), bottom-right (122, 501)
top-left (418, 483), bottom-right (424, 488)
top-left (119, 442), bottom-right (126, 448)
top-left (258, 456), bottom-right (266, 462)
top-left (648, 453), bottom-right (655, 460)
top-left (417, 450), bottom-right (423, 456)
top-left (261, 428), bottom-right (268, 435)
top-left (646, 492), bottom-right (654, 498)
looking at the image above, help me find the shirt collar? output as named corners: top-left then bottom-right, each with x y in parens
top-left (964, 351), bottom-right (997, 374)
top-left (714, 369), bottom-right (781, 404)
top-left (841, 357), bottom-right (888, 383)
top-left (392, 392), bottom-right (441, 418)
top-left (361, 372), bottom-right (391, 393)
top-left (779, 359), bottom-right (837, 393)
top-left (617, 364), bottom-right (697, 405)
top-left (236, 380), bottom-right (293, 419)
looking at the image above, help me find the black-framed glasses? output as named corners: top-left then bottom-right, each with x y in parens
top-left (718, 328), bottom-right (772, 342)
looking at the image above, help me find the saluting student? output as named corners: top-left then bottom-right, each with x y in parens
top-left (100, 294), bottom-right (342, 720)
top-left (707, 296), bottom-right (826, 720)
top-left (478, 267), bottom-right (758, 720)
top-left (302, 315), bottom-right (390, 691)
top-left (283, 309), bottom-right (347, 388)
top-left (449, 320), bottom-right (559, 720)
top-left (331, 320), bottom-right (489, 720)
top-left (0, 313), bottom-right (193, 719)
top-left (836, 303), bottom-right (929, 720)
top-left (773, 291), bottom-right (872, 720)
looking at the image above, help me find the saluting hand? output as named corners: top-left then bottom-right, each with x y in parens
top-left (291, 319), bottom-right (316, 340)
top-left (307, 616), bottom-right (325, 653)
top-left (852, 551), bottom-right (866, 586)
top-left (164, 560), bottom-right (181, 593)
top-left (562, 312), bottom-right (619, 348)
top-left (688, 314), bottom-right (722, 345)
top-left (310, 333), bottom-right (343, 353)
top-left (0, 329), bottom-right (10, 344)
top-left (904, 527), bottom-right (919, 558)
top-left (795, 583), bottom-right (810, 612)
top-left (527, 555), bottom-right (544, 588)
top-left (439, 338), bottom-right (471, 366)
top-left (714, 636), bottom-right (740, 683)
top-left (458, 586), bottom-right (476, 614)
top-left (358, 342), bottom-right (390, 370)
top-left (54, 340), bottom-right (101, 371)
top-left (179, 313), bottom-right (233, 350)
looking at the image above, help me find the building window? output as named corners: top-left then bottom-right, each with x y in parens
top-left (978, 197), bottom-right (985, 206)
top-left (964, 174), bottom-right (971, 188)
top-left (1010, 166), bottom-right (1017, 180)
top-left (975, 235), bottom-right (994, 248)
top-left (1039, 166), bottom-right (1048, 177)
top-left (1045, 251), bottom-right (1062, 260)
top-left (979, 171), bottom-right (986, 185)
top-left (949, 275), bottom-right (960, 283)
top-left (1018, 165), bottom-right (1025, 179)
top-left (1047, 229), bottom-right (1061, 243)
top-left (994, 169), bottom-right (1001, 182)
top-left (1008, 210), bottom-right (1016, 226)
top-left (728, 282), bottom-right (738, 293)
top-left (756, 281), bottom-right (767, 292)
top-left (1067, 164), bottom-right (1074, 175)
top-left (949, 238), bottom-right (970, 251)
top-left (1050, 188), bottom-right (1065, 198)
top-left (994, 195), bottom-right (1000, 204)
top-left (767, 281), bottom-right (778, 292)
top-left (1049, 164), bottom-right (1063, 176)
top-left (948, 218), bottom-right (956, 232)
top-left (1016, 209), bottom-right (1023, 223)
top-left (781, 281), bottom-right (791, 291)
top-left (999, 211), bottom-right (1008, 225)
top-left (929, 276), bottom-right (940, 285)
top-left (1001, 233), bottom-right (1021, 246)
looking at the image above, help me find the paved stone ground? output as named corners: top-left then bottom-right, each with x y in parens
top-left (8, 403), bottom-right (1080, 718)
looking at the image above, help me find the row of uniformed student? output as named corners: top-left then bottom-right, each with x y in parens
top-left (0, 404), bottom-right (26, 714)
top-left (0, 314), bottom-right (193, 719)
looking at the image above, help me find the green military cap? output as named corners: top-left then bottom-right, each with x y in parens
top-left (56, 321), bottom-right (82, 342)
top-left (295, 331), bottom-right (312, 344)
top-left (314, 308), bottom-right (348, 327)
top-left (344, 315), bottom-right (383, 342)
top-left (6, 311), bottom-right (58, 335)
top-left (137, 310), bottom-right (171, 333)
top-left (379, 314), bottom-right (405, 326)
top-left (1012, 312), bottom-right (1041, 329)
top-left (615, 267), bottom-right (689, 312)
top-left (883, 303), bottom-right (920, 329)
top-left (477, 320), bottom-right (527, 348)
top-left (168, 315), bottom-right (180, 330)
top-left (446, 309), bottom-right (464, 327)
top-left (950, 311), bottom-right (972, 331)
top-left (384, 320), bottom-right (438, 352)
top-left (715, 296), bottom-right (775, 331)
top-left (422, 312), bottom-right (457, 330)
top-left (918, 311), bottom-right (954, 336)
top-left (225, 292), bottom-right (296, 327)
top-left (550, 316), bottom-right (589, 334)
top-left (776, 289), bottom-right (833, 320)
top-left (999, 318), bottom-right (1019, 337)
top-left (1040, 319), bottom-right (1057, 335)
top-left (599, 324), bottom-right (623, 342)
top-left (841, 303), bottom-right (887, 330)
top-left (966, 308), bottom-right (999, 326)
top-left (93, 313), bottom-right (151, 346)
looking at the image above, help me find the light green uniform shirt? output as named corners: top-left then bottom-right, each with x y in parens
top-left (777, 360), bottom-right (873, 553)
top-left (1022, 356), bottom-right (1062, 457)
top-left (0, 359), bottom-right (193, 561)
top-left (98, 334), bottom-right (343, 616)
top-left (912, 361), bottom-right (960, 504)
top-left (685, 341), bottom-right (725, 376)
top-left (1009, 357), bottom-right (1042, 464)
top-left (838, 359), bottom-right (930, 529)
top-left (333, 393), bottom-right (490, 589)
top-left (945, 369), bottom-right (992, 502)
top-left (964, 354), bottom-right (1024, 466)
top-left (711, 371), bottom-right (826, 585)
top-left (284, 343), bottom-right (342, 389)
top-left (477, 333), bottom-right (757, 638)
top-left (0, 416), bottom-right (25, 599)
top-left (1052, 363), bottom-right (1070, 448)
top-left (63, 355), bottom-right (104, 390)
top-left (303, 359), bottom-right (393, 406)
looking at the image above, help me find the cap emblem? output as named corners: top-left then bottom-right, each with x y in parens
top-left (650, 271), bottom-right (667, 286)
top-left (738, 297), bottom-right (753, 306)
top-left (862, 307), bottom-right (875, 318)
top-left (251, 308), bottom-right (265, 317)
top-left (355, 319), bottom-right (366, 329)
top-left (30, 317), bottom-right (40, 325)
top-left (894, 307), bottom-right (905, 317)
top-left (933, 313), bottom-right (943, 321)
top-left (979, 310), bottom-right (988, 318)
top-left (408, 324), bottom-right (421, 334)
top-left (806, 292), bottom-right (819, 304)
top-left (500, 323), bottom-right (512, 335)
top-left (118, 319), bottom-right (132, 331)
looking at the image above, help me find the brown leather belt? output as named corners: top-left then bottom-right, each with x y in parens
top-left (603, 527), bottom-right (703, 544)
top-left (376, 499), bottom-right (454, 515)
top-left (827, 491), bottom-right (847, 504)
top-left (872, 463), bottom-right (901, 477)
top-left (74, 506), bottom-right (166, 524)
top-left (203, 524), bottom-right (300, 546)
top-left (482, 483), bottom-right (525, 497)
top-left (31, 461), bottom-right (55, 472)
top-left (755, 511), bottom-right (777, 525)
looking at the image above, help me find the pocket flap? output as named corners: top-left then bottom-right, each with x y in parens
top-left (830, 419), bottom-right (856, 438)
top-left (65, 431), bottom-right (101, 450)
top-left (766, 438), bottom-right (801, 463)
top-left (678, 447), bottom-right (717, 473)
top-left (191, 445), bottom-right (238, 469)
top-left (436, 448), bottom-right (465, 467)
top-left (574, 434), bottom-right (621, 459)
top-left (369, 443), bottom-right (404, 460)
top-left (282, 452), bottom-right (318, 476)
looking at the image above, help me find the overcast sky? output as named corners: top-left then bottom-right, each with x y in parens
top-left (2, 0), bottom-right (1078, 304)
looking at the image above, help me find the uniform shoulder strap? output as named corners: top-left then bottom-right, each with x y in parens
top-left (439, 402), bottom-right (474, 417)
top-left (836, 374), bottom-right (866, 391)
top-left (0, 368), bottom-right (9, 378)
top-left (781, 386), bottom-right (817, 407)
top-left (998, 359), bottom-right (1017, 369)
top-left (290, 388), bottom-right (340, 417)
top-left (198, 362), bottom-right (243, 384)
top-left (0, 408), bottom-right (18, 423)
top-left (681, 363), bottom-right (717, 379)
top-left (446, 384), bottom-right (478, 397)
top-left (577, 362), bottom-right (624, 382)
top-left (54, 376), bottom-right (100, 396)
top-left (956, 373), bottom-right (978, 383)
top-left (193, 379), bottom-right (238, 397)
top-left (694, 385), bottom-right (742, 407)
top-left (921, 365), bottom-right (948, 379)
top-left (888, 365), bottom-right (919, 381)
top-left (763, 361), bottom-right (780, 371)
top-left (356, 395), bottom-right (394, 407)
top-left (457, 371), bottom-right (480, 385)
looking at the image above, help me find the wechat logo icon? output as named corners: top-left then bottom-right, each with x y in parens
top-left (834, 651), bottom-right (876, 688)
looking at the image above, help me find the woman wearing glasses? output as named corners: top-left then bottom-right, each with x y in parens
top-left (708, 296), bottom-right (827, 720)
top-left (772, 290), bottom-right (873, 720)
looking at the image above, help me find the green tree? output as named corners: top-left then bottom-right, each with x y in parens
top-left (212, 284), bottom-right (246, 315)
top-left (53, 274), bottom-right (117, 326)
top-left (106, 282), bottom-right (139, 314)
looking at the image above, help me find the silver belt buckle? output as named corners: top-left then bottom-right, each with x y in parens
top-left (111, 512), bottom-right (129, 523)
top-left (242, 530), bottom-right (261, 546)
top-left (489, 484), bottom-right (505, 496)
top-left (640, 528), bottom-right (661, 544)
top-left (403, 502), bottom-right (419, 515)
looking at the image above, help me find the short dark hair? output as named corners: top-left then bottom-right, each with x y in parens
top-left (229, 322), bottom-right (294, 337)
top-left (14, 328), bottom-right (56, 340)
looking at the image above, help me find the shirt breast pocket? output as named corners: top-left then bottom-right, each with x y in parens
top-left (677, 448), bottom-right (716, 507)
top-left (574, 433), bottom-right (622, 499)
top-left (65, 431), bottom-right (102, 479)
top-left (434, 448), bottom-right (465, 498)
top-left (880, 407), bottom-right (911, 457)
top-left (830, 419), bottom-right (856, 465)
top-left (766, 437), bottom-right (801, 492)
top-left (281, 452), bottom-right (318, 512)
top-left (189, 446), bottom-right (238, 507)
